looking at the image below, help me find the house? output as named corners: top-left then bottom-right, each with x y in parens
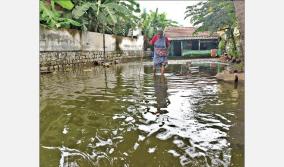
top-left (164, 27), bottom-right (219, 57)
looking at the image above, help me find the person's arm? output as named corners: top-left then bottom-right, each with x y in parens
top-left (149, 35), bottom-right (158, 45)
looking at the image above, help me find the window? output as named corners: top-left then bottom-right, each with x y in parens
top-left (200, 39), bottom-right (218, 50)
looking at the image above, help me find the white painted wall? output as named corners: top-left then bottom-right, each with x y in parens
top-left (40, 27), bottom-right (81, 51)
top-left (40, 27), bottom-right (144, 52)
top-left (119, 36), bottom-right (144, 51)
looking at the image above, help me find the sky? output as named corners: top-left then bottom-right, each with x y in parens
top-left (138, 0), bottom-right (199, 27)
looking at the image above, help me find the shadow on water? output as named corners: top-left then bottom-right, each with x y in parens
top-left (40, 61), bottom-right (244, 167)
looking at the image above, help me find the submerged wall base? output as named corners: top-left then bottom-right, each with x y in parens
top-left (40, 50), bottom-right (147, 72)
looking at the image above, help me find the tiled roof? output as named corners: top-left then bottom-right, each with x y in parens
top-left (164, 27), bottom-right (219, 40)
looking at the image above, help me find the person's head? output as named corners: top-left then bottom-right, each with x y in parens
top-left (157, 29), bottom-right (164, 36)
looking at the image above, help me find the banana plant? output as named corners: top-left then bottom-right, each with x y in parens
top-left (53, 0), bottom-right (74, 10)
top-left (140, 8), bottom-right (179, 39)
top-left (40, 0), bottom-right (80, 29)
top-left (72, 0), bottom-right (137, 34)
top-left (48, 0), bottom-right (75, 11)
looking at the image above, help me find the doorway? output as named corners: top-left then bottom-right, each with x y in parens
top-left (173, 41), bottom-right (181, 56)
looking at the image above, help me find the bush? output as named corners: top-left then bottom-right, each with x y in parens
top-left (218, 39), bottom-right (225, 51)
top-left (232, 63), bottom-right (244, 72)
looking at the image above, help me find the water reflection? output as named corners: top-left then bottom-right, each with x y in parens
top-left (153, 75), bottom-right (170, 113)
top-left (40, 61), bottom-right (244, 167)
top-left (234, 81), bottom-right (238, 89)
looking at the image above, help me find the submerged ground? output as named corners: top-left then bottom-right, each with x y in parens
top-left (40, 60), bottom-right (244, 167)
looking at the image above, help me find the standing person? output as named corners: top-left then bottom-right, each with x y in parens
top-left (149, 29), bottom-right (170, 75)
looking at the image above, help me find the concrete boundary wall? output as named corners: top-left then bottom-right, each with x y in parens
top-left (40, 27), bottom-right (146, 72)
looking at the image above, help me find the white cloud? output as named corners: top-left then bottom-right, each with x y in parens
top-left (138, 0), bottom-right (199, 27)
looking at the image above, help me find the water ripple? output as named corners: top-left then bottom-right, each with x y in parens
top-left (40, 61), bottom-right (243, 167)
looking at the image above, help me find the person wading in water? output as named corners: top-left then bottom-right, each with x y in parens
top-left (149, 29), bottom-right (170, 75)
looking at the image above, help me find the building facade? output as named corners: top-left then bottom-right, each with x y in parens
top-left (165, 27), bottom-right (219, 57)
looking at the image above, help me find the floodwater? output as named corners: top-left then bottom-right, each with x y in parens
top-left (40, 60), bottom-right (244, 167)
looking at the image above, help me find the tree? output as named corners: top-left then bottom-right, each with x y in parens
top-left (138, 8), bottom-right (179, 50)
top-left (233, 0), bottom-right (245, 59)
top-left (40, 0), bottom-right (141, 36)
top-left (185, 0), bottom-right (241, 57)
top-left (71, 0), bottom-right (140, 35)
top-left (109, 0), bottom-right (141, 36)
top-left (140, 8), bottom-right (179, 39)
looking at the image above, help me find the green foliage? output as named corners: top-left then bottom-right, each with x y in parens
top-left (54, 0), bottom-right (74, 10)
top-left (185, 0), bottom-right (236, 33)
top-left (40, 0), bottom-right (179, 38)
top-left (140, 8), bottom-right (179, 39)
top-left (72, 2), bottom-right (93, 19)
top-left (228, 49), bottom-right (237, 57)
top-left (120, 0), bottom-right (140, 13)
top-left (231, 62), bottom-right (244, 72)
top-left (228, 45), bottom-right (239, 57)
top-left (70, 0), bottom-right (139, 35)
top-left (40, 1), bottom-right (80, 29)
top-left (185, 0), bottom-right (240, 57)
top-left (218, 39), bottom-right (226, 51)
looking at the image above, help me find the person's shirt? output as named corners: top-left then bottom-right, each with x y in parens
top-left (150, 35), bottom-right (170, 48)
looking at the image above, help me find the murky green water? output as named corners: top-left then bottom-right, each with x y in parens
top-left (40, 60), bottom-right (244, 167)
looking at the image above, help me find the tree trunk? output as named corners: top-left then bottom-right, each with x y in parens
top-left (233, 0), bottom-right (245, 60)
top-left (94, 18), bottom-right (99, 32)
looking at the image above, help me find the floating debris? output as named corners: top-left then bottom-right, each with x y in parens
top-left (62, 126), bottom-right (69, 134)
